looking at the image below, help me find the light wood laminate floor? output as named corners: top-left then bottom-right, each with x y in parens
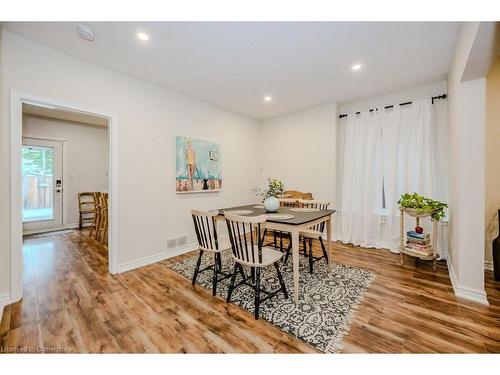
top-left (1, 230), bottom-right (499, 353)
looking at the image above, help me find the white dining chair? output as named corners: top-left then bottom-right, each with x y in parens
top-left (224, 213), bottom-right (288, 320)
top-left (297, 199), bottom-right (331, 273)
top-left (263, 197), bottom-right (299, 257)
top-left (191, 209), bottom-right (232, 296)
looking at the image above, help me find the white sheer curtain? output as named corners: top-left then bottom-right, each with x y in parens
top-left (340, 111), bottom-right (384, 248)
top-left (338, 98), bottom-right (449, 258)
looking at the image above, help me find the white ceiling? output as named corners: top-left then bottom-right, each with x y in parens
top-left (4, 22), bottom-right (459, 120)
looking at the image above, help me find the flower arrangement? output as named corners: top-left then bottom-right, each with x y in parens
top-left (251, 178), bottom-right (285, 199)
top-left (398, 192), bottom-right (448, 221)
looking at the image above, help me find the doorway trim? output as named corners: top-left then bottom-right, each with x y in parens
top-left (10, 90), bottom-right (119, 303)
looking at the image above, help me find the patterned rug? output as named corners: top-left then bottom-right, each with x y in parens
top-left (168, 249), bottom-right (375, 353)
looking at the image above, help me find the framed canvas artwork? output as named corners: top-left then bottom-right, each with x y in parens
top-left (176, 136), bottom-right (222, 193)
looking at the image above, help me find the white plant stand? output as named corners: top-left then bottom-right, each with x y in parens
top-left (399, 207), bottom-right (438, 272)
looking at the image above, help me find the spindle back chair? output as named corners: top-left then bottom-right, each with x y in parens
top-left (98, 193), bottom-right (109, 245)
top-left (89, 192), bottom-right (102, 238)
top-left (77, 192), bottom-right (95, 230)
top-left (191, 209), bottom-right (232, 296)
top-left (278, 198), bottom-right (298, 208)
top-left (264, 198), bottom-right (297, 253)
top-left (298, 199), bottom-right (331, 273)
top-left (224, 213), bottom-right (288, 319)
top-left (298, 199), bottom-right (330, 232)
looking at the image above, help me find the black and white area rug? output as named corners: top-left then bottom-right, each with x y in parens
top-left (168, 250), bottom-right (375, 353)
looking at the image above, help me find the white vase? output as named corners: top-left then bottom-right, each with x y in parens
top-left (263, 196), bottom-right (280, 212)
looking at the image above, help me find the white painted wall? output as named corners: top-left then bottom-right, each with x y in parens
top-left (259, 103), bottom-right (337, 203)
top-left (485, 58), bottom-right (500, 269)
top-left (447, 22), bottom-right (488, 304)
top-left (0, 31), bottom-right (261, 298)
top-left (22, 114), bottom-right (109, 228)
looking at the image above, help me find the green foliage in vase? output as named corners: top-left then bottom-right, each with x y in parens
top-left (251, 178), bottom-right (284, 199)
top-left (398, 192), bottom-right (448, 221)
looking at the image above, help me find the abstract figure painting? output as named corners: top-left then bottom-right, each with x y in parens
top-left (176, 136), bottom-right (222, 193)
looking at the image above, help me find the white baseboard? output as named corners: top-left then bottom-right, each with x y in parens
top-left (0, 292), bottom-right (11, 323)
top-left (484, 260), bottom-right (494, 272)
top-left (65, 222), bottom-right (92, 229)
top-left (118, 243), bottom-right (198, 273)
top-left (330, 235), bottom-right (397, 252)
top-left (447, 259), bottom-right (489, 305)
top-left (23, 222), bottom-right (91, 236)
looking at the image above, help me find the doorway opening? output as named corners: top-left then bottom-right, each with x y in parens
top-left (21, 103), bottom-right (110, 237)
top-left (10, 92), bottom-right (117, 303)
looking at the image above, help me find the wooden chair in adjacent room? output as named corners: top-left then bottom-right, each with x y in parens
top-left (89, 192), bottom-right (102, 239)
top-left (224, 213), bottom-right (288, 320)
top-left (77, 192), bottom-right (95, 231)
top-left (98, 192), bottom-right (109, 245)
top-left (191, 209), bottom-right (233, 296)
top-left (298, 199), bottom-right (331, 273)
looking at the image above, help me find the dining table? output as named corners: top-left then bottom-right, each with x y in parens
top-left (216, 204), bottom-right (336, 304)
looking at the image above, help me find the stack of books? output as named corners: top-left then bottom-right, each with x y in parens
top-left (406, 231), bottom-right (432, 255)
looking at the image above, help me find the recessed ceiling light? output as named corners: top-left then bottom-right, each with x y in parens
top-left (264, 96), bottom-right (272, 102)
top-left (137, 32), bottom-right (150, 41)
top-left (351, 63), bottom-right (363, 71)
top-left (76, 25), bottom-right (95, 42)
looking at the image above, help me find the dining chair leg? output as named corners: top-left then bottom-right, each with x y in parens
top-left (251, 267), bottom-right (255, 283)
top-left (284, 241), bottom-right (291, 264)
top-left (274, 262), bottom-right (289, 299)
top-left (212, 252), bottom-right (219, 296)
top-left (227, 264), bottom-right (238, 303)
top-left (94, 208), bottom-right (100, 240)
top-left (319, 237), bottom-right (329, 264)
top-left (308, 238), bottom-right (314, 274)
top-left (279, 233), bottom-right (283, 252)
top-left (238, 263), bottom-right (247, 280)
top-left (192, 250), bottom-right (204, 285)
top-left (254, 267), bottom-right (261, 320)
top-left (89, 219), bottom-right (95, 237)
top-left (79, 212), bottom-right (83, 230)
top-left (216, 252), bottom-right (222, 271)
top-left (302, 237), bottom-right (307, 256)
top-left (261, 228), bottom-right (268, 244)
top-left (273, 231), bottom-right (277, 247)
top-left (99, 212), bottom-right (108, 245)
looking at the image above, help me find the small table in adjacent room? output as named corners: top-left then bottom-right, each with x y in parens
top-left (399, 207), bottom-right (439, 272)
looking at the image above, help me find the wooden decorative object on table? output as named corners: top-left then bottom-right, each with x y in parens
top-left (399, 207), bottom-right (438, 272)
top-left (283, 190), bottom-right (313, 200)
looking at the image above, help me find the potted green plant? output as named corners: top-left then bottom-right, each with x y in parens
top-left (251, 178), bottom-right (284, 212)
top-left (397, 192), bottom-right (448, 221)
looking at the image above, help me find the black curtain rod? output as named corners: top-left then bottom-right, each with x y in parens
top-left (338, 94), bottom-right (447, 119)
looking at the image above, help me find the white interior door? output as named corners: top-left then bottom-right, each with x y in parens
top-left (22, 137), bottom-right (63, 233)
